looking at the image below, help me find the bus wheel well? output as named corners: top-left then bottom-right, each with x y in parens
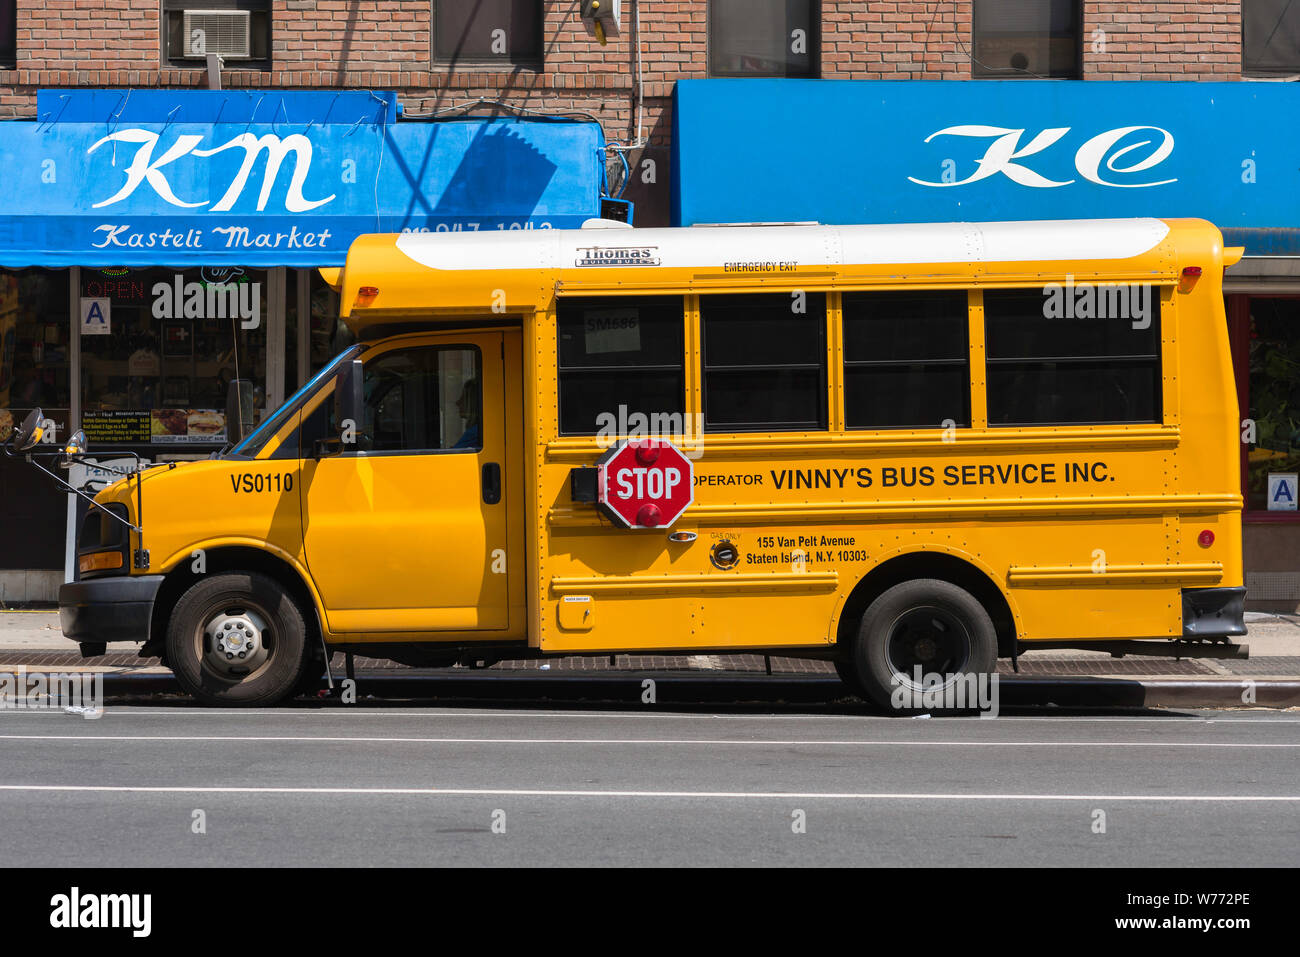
top-left (143, 547), bottom-right (323, 663)
top-left (836, 553), bottom-right (1016, 659)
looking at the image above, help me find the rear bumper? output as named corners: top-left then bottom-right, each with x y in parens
top-left (59, 575), bottom-right (165, 645)
top-left (1182, 586), bottom-right (1247, 639)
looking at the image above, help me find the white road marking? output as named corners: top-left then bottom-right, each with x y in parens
top-left (0, 784), bottom-right (1295, 801)
top-left (0, 734), bottom-right (1297, 748)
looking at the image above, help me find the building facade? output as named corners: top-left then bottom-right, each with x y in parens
top-left (0, 1), bottom-right (1297, 610)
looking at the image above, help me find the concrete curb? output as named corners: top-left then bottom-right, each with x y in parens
top-left (3, 668), bottom-right (1297, 709)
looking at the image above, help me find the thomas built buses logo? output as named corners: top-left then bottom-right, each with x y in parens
top-left (576, 246), bottom-right (661, 267)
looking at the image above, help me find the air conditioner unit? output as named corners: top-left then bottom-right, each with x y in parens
top-left (181, 10), bottom-right (252, 60)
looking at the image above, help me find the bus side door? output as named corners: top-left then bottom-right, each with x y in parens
top-left (300, 331), bottom-right (511, 634)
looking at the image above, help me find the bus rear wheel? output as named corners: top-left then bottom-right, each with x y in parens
top-left (851, 579), bottom-right (997, 714)
top-left (166, 571), bottom-right (308, 707)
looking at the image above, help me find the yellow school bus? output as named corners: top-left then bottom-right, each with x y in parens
top-left (49, 217), bottom-right (1246, 709)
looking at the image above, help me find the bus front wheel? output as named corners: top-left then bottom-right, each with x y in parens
top-left (166, 571), bottom-right (309, 707)
top-left (851, 579), bottom-right (997, 714)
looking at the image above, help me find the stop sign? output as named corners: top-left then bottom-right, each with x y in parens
top-left (596, 439), bottom-right (694, 529)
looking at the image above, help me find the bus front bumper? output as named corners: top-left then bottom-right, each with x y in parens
top-left (59, 575), bottom-right (165, 647)
top-left (1182, 586), bottom-right (1247, 639)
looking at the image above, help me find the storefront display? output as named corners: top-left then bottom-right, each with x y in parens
top-left (78, 266), bottom-right (269, 449)
top-left (1242, 298), bottom-right (1300, 512)
top-left (0, 267), bottom-right (72, 576)
top-left (0, 268), bottom-right (71, 444)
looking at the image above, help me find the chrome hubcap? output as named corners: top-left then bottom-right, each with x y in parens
top-left (203, 607), bottom-right (270, 677)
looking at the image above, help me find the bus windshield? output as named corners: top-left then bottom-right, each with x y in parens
top-left (228, 345), bottom-right (364, 457)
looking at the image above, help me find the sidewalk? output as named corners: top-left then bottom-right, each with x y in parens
top-left (2, 608), bottom-right (1297, 683)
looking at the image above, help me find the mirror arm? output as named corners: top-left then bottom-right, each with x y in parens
top-left (23, 455), bottom-right (142, 535)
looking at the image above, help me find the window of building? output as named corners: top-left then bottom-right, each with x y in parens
top-left (1243, 298), bottom-right (1300, 512)
top-left (434, 0), bottom-right (542, 64)
top-left (708, 0), bottom-right (818, 78)
top-left (1, 268), bottom-right (73, 571)
top-left (701, 292), bottom-right (826, 432)
top-left (1, 0), bottom-right (16, 68)
top-left (971, 0), bottom-right (1080, 79)
top-left (286, 268), bottom-right (352, 402)
top-left (1244, 0), bottom-right (1300, 75)
top-left (162, 0), bottom-right (271, 68)
top-left (984, 287), bottom-right (1161, 426)
top-left (77, 267), bottom-right (269, 448)
top-left (0, 268), bottom-right (71, 447)
top-left (843, 291), bottom-right (969, 430)
top-left (557, 296), bottom-right (685, 436)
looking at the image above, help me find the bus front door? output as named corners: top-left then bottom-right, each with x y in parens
top-left (300, 331), bottom-right (511, 635)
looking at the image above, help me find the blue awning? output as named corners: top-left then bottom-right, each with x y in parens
top-left (671, 79), bottom-right (1300, 256)
top-left (0, 90), bottom-right (605, 268)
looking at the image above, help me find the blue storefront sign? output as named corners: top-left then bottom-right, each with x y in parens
top-left (0, 89), bottom-right (605, 267)
top-left (672, 80), bottom-right (1300, 255)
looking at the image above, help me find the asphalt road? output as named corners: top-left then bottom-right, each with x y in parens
top-left (0, 701), bottom-right (1297, 866)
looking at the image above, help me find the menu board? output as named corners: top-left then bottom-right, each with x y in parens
top-left (81, 409), bottom-right (226, 444)
top-left (81, 411), bottom-right (151, 444)
top-left (151, 409), bottom-right (227, 444)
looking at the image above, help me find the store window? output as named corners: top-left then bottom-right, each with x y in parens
top-left (972, 0), bottom-right (1081, 79)
top-left (708, 0), bottom-right (818, 78)
top-left (1243, 298), bottom-right (1300, 513)
top-left (78, 268), bottom-right (268, 451)
top-left (701, 292), bottom-right (826, 432)
top-left (162, 0), bottom-right (272, 68)
top-left (1243, 0), bottom-right (1300, 75)
top-left (0, 268), bottom-right (71, 446)
top-left (433, 0), bottom-right (543, 64)
top-left (1, 0), bottom-right (16, 68)
top-left (286, 268), bottom-right (352, 399)
top-left (0, 268), bottom-right (71, 571)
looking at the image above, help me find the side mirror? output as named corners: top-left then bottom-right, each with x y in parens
top-left (336, 359), bottom-right (364, 448)
top-left (59, 430), bottom-right (87, 469)
top-left (11, 408), bottom-right (45, 452)
top-left (225, 379), bottom-right (256, 444)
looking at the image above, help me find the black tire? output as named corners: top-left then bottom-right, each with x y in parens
top-left (850, 579), bottom-right (997, 714)
top-left (165, 571), bottom-right (308, 707)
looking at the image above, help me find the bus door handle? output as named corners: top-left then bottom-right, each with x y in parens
top-left (482, 462), bottom-right (502, 505)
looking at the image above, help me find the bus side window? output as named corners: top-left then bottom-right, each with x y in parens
top-left (557, 296), bottom-right (685, 436)
top-left (842, 290), bottom-right (970, 430)
top-left (984, 288), bottom-right (1162, 426)
top-left (700, 292), bottom-right (828, 432)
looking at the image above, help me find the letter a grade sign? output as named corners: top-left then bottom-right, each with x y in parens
top-left (80, 298), bottom-right (111, 335)
top-left (596, 439), bottom-right (694, 529)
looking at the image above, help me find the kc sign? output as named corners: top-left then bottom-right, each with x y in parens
top-left (596, 439), bottom-right (694, 529)
top-left (672, 80), bottom-right (1300, 254)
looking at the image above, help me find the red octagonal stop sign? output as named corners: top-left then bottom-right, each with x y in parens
top-left (596, 439), bottom-right (694, 529)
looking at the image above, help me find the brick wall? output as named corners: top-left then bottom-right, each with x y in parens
top-left (1084, 2), bottom-right (1242, 78)
top-left (823, 1), bottom-right (972, 78)
top-left (0, 2), bottom-right (1252, 100)
top-left (0, 2), bottom-right (1253, 223)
